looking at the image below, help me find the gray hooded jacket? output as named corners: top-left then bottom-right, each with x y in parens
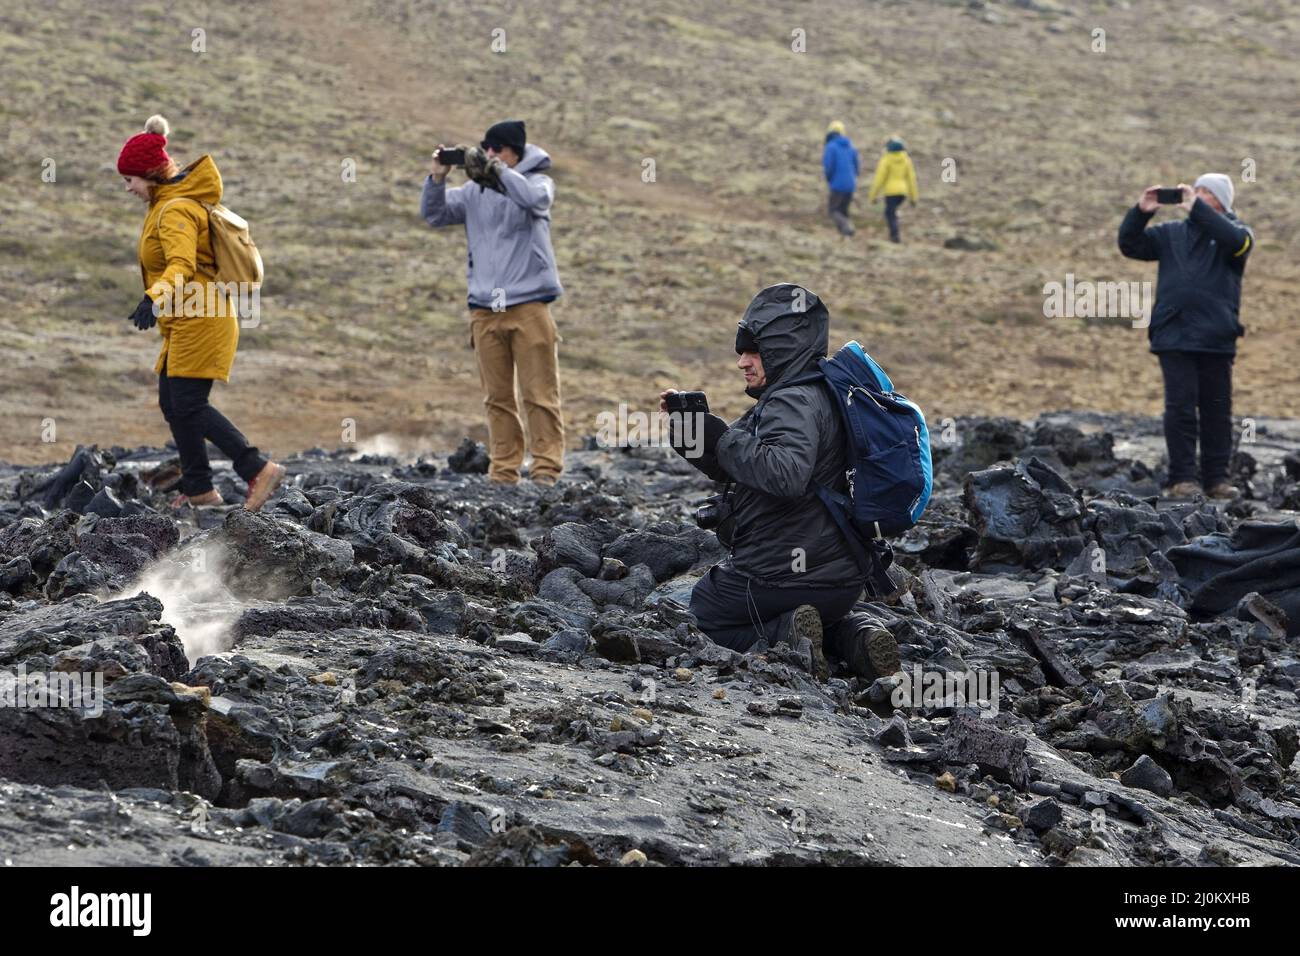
top-left (421, 144), bottom-right (564, 310)
top-left (706, 285), bottom-right (861, 589)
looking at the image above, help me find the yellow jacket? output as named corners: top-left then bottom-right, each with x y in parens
top-left (138, 154), bottom-right (239, 381)
top-left (867, 150), bottom-right (918, 204)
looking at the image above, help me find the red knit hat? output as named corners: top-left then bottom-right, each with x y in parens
top-left (117, 115), bottom-right (172, 177)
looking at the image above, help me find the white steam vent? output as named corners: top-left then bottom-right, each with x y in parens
top-left (122, 541), bottom-right (248, 663)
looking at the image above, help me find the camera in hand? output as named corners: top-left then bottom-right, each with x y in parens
top-left (665, 390), bottom-right (709, 414)
top-left (1155, 187), bottom-right (1184, 204)
top-left (694, 492), bottom-right (732, 530)
top-left (437, 147), bottom-right (467, 167)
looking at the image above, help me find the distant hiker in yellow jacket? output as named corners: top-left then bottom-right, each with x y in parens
top-left (867, 136), bottom-right (918, 243)
top-left (118, 114), bottom-right (285, 511)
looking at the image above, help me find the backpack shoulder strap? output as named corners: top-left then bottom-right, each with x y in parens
top-left (813, 483), bottom-right (896, 596)
top-left (155, 197), bottom-right (208, 235)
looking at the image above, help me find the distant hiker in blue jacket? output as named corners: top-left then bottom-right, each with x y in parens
top-left (822, 121), bottom-right (859, 236)
top-left (1118, 174), bottom-right (1255, 500)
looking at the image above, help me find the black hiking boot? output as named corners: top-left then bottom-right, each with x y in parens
top-left (775, 605), bottom-right (828, 682)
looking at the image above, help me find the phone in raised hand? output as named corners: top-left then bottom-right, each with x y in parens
top-left (436, 147), bottom-right (466, 167)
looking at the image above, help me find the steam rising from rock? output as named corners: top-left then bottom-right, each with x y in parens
top-left (122, 542), bottom-right (245, 663)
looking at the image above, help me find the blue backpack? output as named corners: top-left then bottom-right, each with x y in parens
top-left (781, 341), bottom-right (932, 578)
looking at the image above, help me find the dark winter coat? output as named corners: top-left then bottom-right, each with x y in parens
top-left (1118, 198), bottom-right (1254, 355)
top-left (695, 285), bottom-right (862, 590)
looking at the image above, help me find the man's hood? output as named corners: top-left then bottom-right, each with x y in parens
top-left (516, 144), bottom-right (552, 174)
top-left (152, 154), bottom-right (222, 206)
top-left (737, 283), bottom-right (829, 398)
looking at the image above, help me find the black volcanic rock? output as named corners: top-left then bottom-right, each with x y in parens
top-left (448, 438), bottom-right (490, 474)
top-left (2, 411), bottom-right (1300, 867)
top-left (0, 510), bottom-right (80, 581)
top-left (536, 521), bottom-right (615, 578)
top-left (1120, 754), bottom-right (1174, 797)
top-left (963, 457), bottom-right (1086, 571)
top-left (604, 530), bottom-right (702, 582)
top-left (216, 509), bottom-right (355, 598)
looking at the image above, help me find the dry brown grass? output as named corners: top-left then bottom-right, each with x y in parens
top-left (1, 0), bottom-right (1297, 464)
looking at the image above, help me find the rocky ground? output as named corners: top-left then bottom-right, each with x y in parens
top-left (2, 411), bottom-right (1300, 867)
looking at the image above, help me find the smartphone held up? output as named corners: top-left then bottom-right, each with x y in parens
top-left (664, 391), bottom-right (710, 414)
top-left (437, 147), bottom-right (466, 167)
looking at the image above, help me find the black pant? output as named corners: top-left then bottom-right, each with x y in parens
top-left (1157, 350), bottom-right (1234, 487)
top-left (827, 190), bottom-right (855, 236)
top-left (158, 360), bottom-right (266, 495)
top-left (689, 563), bottom-right (863, 652)
top-left (884, 195), bottom-right (905, 241)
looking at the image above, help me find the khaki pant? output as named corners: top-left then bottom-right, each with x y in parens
top-left (469, 300), bottom-right (565, 483)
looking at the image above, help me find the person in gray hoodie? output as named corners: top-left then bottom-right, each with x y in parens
top-left (422, 119), bottom-right (566, 485)
top-left (660, 284), bottom-right (902, 682)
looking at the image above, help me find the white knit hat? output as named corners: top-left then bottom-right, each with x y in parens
top-left (1194, 173), bottom-right (1234, 214)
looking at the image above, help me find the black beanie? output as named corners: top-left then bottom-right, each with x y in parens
top-left (481, 119), bottom-right (527, 155)
top-left (735, 324), bottom-right (759, 354)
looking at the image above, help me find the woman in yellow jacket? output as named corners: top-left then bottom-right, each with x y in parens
top-left (867, 136), bottom-right (918, 243)
top-left (118, 115), bottom-right (284, 510)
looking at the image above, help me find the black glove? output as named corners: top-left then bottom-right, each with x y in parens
top-left (668, 402), bottom-right (725, 456)
top-left (129, 295), bottom-right (158, 331)
top-left (701, 413), bottom-right (729, 456)
top-left (668, 407), bottom-right (734, 483)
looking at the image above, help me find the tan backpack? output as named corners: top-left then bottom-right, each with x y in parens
top-left (158, 198), bottom-right (264, 288)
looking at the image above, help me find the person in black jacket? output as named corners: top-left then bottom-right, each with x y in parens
top-left (1118, 174), bottom-right (1254, 498)
top-left (659, 284), bottom-right (901, 682)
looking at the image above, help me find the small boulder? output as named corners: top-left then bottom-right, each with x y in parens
top-left (1119, 754), bottom-right (1174, 797)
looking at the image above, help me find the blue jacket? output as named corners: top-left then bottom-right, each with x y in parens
top-left (1118, 198), bottom-right (1254, 355)
top-left (421, 144), bottom-right (564, 310)
top-left (822, 134), bottom-right (859, 194)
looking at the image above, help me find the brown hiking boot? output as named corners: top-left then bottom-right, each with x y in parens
top-left (171, 490), bottom-right (224, 510)
top-left (777, 605), bottom-right (828, 682)
top-left (1163, 480), bottom-right (1203, 498)
top-left (1206, 481), bottom-right (1240, 499)
top-left (244, 461), bottom-right (286, 512)
top-left (842, 625), bottom-right (901, 681)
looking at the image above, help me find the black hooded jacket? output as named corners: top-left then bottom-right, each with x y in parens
top-left (1117, 198), bottom-right (1254, 355)
top-left (698, 284), bottom-right (861, 589)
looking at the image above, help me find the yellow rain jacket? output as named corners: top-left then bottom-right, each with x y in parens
top-left (138, 154), bottom-right (239, 380)
top-left (867, 150), bottom-right (919, 204)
